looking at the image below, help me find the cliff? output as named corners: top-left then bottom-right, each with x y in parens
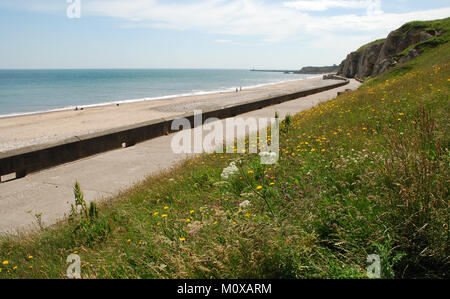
top-left (337, 17), bottom-right (450, 79)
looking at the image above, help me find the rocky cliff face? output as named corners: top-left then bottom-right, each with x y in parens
top-left (337, 23), bottom-right (443, 79)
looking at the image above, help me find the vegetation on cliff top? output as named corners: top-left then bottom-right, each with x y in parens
top-left (340, 17), bottom-right (450, 80)
top-left (0, 36), bottom-right (448, 279)
top-left (356, 38), bottom-right (386, 53)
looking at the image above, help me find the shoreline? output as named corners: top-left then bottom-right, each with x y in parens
top-left (0, 76), bottom-right (331, 153)
top-left (0, 75), bottom-right (321, 120)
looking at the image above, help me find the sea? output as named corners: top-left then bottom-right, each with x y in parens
top-left (0, 69), bottom-right (315, 118)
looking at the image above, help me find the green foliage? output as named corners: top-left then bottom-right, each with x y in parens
top-left (69, 182), bottom-right (110, 246)
top-left (356, 38), bottom-right (386, 53)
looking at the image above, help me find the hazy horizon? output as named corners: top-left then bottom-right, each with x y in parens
top-left (1, 0), bottom-right (449, 69)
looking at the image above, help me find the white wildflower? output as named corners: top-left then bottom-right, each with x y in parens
top-left (221, 162), bottom-right (239, 180)
top-left (239, 200), bottom-right (251, 209)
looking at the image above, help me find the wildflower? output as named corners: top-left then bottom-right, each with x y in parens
top-left (164, 206), bottom-right (169, 210)
top-left (13, 266), bottom-right (17, 270)
top-left (239, 200), bottom-right (251, 208)
top-left (29, 266), bottom-right (33, 269)
top-left (161, 214), bottom-right (168, 218)
top-left (270, 182), bottom-right (275, 186)
top-left (127, 239), bottom-right (131, 243)
top-left (221, 162), bottom-right (239, 180)
top-left (245, 213), bottom-right (251, 218)
top-left (256, 186), bottom-right (263, 190)
top-left (28, 256), bottom-right (33, 259)
top-left (248, 171), bottom-right (254, 174)
top-left (179, 238), bottom-right (186, 242)
top-left (185, 219), bottom-right (191, 223)
top-left (73, 251), bottom-right (79, 254)
top-left (190, 210), bottom-right (195, 214)
top-left (2, 261), bottom-right (8, 265)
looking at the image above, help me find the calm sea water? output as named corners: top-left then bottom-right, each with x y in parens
top-left (0, 69), bottom-right (314, 117)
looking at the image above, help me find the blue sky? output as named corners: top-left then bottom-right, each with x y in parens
top-left (1, 0), bottom-right (449, 69)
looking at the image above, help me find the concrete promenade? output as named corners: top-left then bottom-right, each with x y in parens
top-left (0, 79), bottom-right (360, 234)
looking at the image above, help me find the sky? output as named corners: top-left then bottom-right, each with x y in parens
top-left (0, 0), bottom-right (449, 69)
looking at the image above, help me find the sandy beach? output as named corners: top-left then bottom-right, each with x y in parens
top-left (0, 76), bottom-right (337, 153)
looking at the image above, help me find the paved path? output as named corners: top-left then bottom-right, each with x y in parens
top-left (0, 79), bottom-right (360, 234)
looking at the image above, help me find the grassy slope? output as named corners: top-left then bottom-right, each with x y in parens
top-left (395, 18), bottom-right (450, 59)
top-left (356, 38), bottom-right (386, 53)
top-left (355, 17), bottom-right (450, 56)
top-left (0, 43), bottom-right (449, 280)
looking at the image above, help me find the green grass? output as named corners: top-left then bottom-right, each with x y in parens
top-left (0, 41), bottom-right (449, 279)
top-left (356, 38), bottom-right (386, 53)
top-left (355, 17), bottom-right (450, 57)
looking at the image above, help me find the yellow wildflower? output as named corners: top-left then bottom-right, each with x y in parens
top-left (256, 186), bottom-right (263, 190)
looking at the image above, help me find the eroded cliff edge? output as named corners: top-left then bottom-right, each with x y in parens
top-left (337, 17), bottom-right (450, 79)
